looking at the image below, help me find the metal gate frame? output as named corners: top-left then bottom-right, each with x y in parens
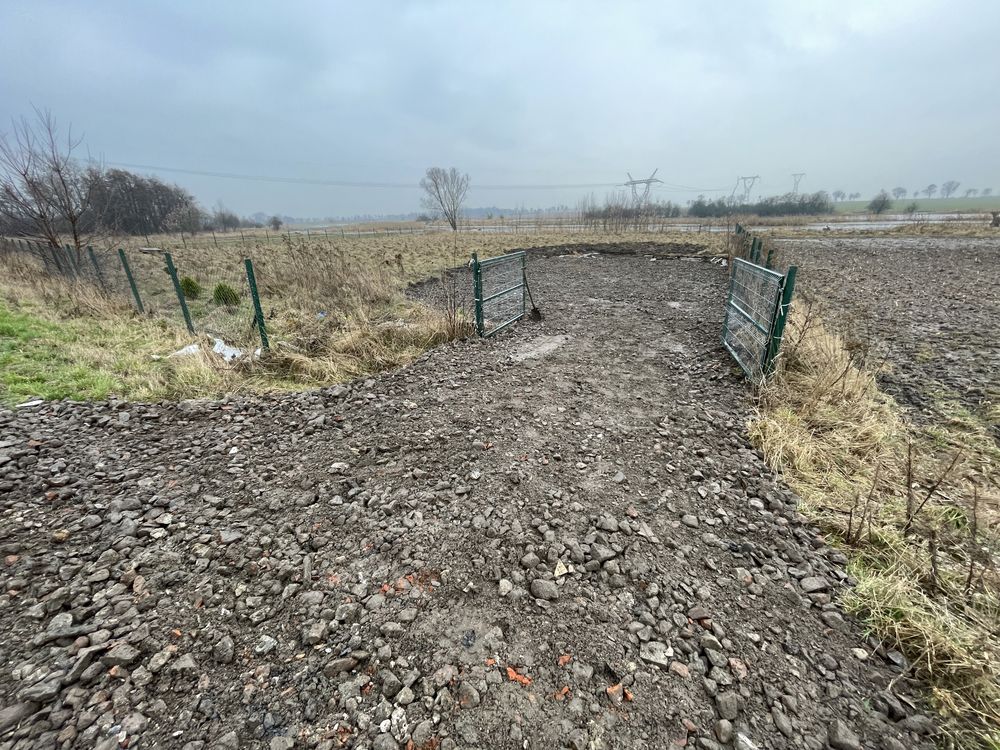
top-left (471, 251), bottom-right (527, 337)
top-left (722, 258), bottom-right (798, 379)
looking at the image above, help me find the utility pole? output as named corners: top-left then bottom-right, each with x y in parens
top-left (624, 169), bottom-right (663, 207)
top-left (791, 173), bottom-right (805, 194)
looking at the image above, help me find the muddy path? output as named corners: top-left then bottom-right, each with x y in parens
top-left (776, 235), bottom-right (1000, 441)
top-left (1, 251), bottom-right (934, 749)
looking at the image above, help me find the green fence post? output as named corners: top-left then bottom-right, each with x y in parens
top-left (521, 252), bottom-right (527, 318)
top-left (118, 248), bottom-right (144, 312)
top-left (471, 252), bottom-right (484, 336)
top-left (87, 245), bottom-right (107, 290)
top-left (765, 265), bottom-right (798, 373)
top-left (244, 257), bottom-right (269, 350)
top-left (49, 244), bottom-right (66, 275)
top-left (765, 243), bottom-right (775, 269)
top-left (163, 252), bottom-right (195, 333)
top-left (63, 244), bottom-right (80, 278)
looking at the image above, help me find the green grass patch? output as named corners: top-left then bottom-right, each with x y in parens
top-left (833, 196), bottom-right (999, 214)
top-left (0, 303), bottom-right (118, 403)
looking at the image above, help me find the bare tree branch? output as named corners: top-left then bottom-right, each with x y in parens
top-left (420, 167), bottom-right (469, 231)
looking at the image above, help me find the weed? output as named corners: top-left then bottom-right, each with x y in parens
top-left (179, 275), bottom-right (202, 299)
top-left (750, 302), bottom-right (1000, 747)
top-left (212, 282), bottom-right (240, 306)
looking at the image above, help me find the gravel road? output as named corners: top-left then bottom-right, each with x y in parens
top-left (1, 247), bottom-right (935, 749)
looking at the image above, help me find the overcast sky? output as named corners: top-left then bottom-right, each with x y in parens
top-left (1, 0), bottom-right (996, 217)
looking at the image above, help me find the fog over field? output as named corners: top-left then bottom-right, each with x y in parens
top-left (0, 0), bottom-right (997, 215)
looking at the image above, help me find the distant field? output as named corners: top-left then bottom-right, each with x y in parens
top-left (832, 195), bottom-right (998, 214)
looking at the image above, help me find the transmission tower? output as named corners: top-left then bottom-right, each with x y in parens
top-left (731, 175), bottom-right (760, 205)
top-left (792, 172), bottom-right (805, 194)
top-left (624, 169), bottom-right (663, 206)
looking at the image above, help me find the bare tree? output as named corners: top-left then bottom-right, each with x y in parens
top-left (983, 188), bottom-right (993, 197)
top-left (964, 188), bottom-right (979, 198)
top-left (832, 190), bottom-right (845, 202)
top-left (940, 180), bottom-right (960, 199)
top-left (923, 184), bottom-right (938, 199)
top-left (892, 187), bottom-right (907, 200)
top-left (420, 167), bottom-right (469, 231)
top-left (0, 108), bottom-right (101, 258)
top-left (269, 215), bottom-right (283, 231)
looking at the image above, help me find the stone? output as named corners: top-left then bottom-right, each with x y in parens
top-left (456, 681), bottom-right (480, 708)
top-left (681, 514), bottom-right (699, 528)
top-left (530, 578), bottom-right (559, 601)
top-left (716, 691), bottom-right (740, 721)
top-left (0, 701), bottom-right (38, 732)
top-left (639, 640), bottom-right (673, 668)
top-left (714, 719), bottom-right (734, 743)
top-left (590, 544), bottom-right (616, 563)
top-left (172, 653), bottom-right (198, 675)
top-left (102, 643), bottom-right (140, 666)
top-left (214, 636), bottom-right (235, 663)
top-left (827, 719), bottom-right (862, 750)
top-left (255, 635), bottom-right (278, 655)
top-left (799, 576), bottom-right (829, 593)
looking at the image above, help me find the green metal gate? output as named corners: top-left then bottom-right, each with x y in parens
top-left (471, 250), bottom-right (527, 337)
top-left (722, 258), bottom-right (797, 379)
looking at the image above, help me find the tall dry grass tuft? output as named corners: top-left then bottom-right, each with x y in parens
top-left (750, 301), bottom-right (1000, 749)
top-left (251, 303), bottom-right (465, 384)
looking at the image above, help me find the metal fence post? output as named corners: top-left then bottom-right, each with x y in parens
top-left (163, 252), bottom-right (195, 333)
top-left (118, 248), bottom-right (144, 312)
top-left (521, 252), bottom-right (527, 318)
top-left (244, 257), bottom-right (269, 350)
top-left (471, 252), bottom-right (484, 337)
top-left (87, 245), bottom-right (107, 291)
top-left (63, 244), bottom-right (80, 278)
top-left (765, 265), bottom-right (798, 373)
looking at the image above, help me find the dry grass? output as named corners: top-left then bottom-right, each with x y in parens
top-left (750, 302), bottom-right (1000, 749)
top-left (1, 228), bottom-right (714, 404)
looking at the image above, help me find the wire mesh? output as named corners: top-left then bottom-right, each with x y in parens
top-left (722, 259), bottom-right (783, 379)
top-left (476, 251), bottom-right (526, 336)
top-left (123, 247), bottom-right (259, 346)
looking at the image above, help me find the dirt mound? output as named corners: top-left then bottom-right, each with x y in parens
top-left (1, 253), bottom-right (935, 749)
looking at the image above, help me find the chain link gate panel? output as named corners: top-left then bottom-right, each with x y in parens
top-left (471, 251), bottom-right (527, 337)
top-left (722, 258), bottom-right (797, 379)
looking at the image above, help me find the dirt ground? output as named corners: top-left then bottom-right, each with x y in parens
top-left (776, 235), bottom-right (1000, 439)
top-left (1, 245), bottom-right (936, 750)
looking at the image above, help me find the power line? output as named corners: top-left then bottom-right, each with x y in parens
top-left (105, 161), bottom-right (623, 191)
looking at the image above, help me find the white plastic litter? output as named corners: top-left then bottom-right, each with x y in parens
top-left (165, 338), bottom-right (258, 362)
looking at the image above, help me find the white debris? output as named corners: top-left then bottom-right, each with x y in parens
top-left (165, 338), bottom-right (258, 363)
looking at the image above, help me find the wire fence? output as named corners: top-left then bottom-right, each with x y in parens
top-left (0, 237), bottom-right (269, 353)
top-left (471, 251), bottom-right (527, 337)
top-left (722, 225), bottom-right (798, 379)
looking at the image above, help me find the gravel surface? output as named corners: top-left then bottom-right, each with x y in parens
top-left (1, 247), bottom-right (936, 749)
top-left (777, 235), bottom-right (1000, 437)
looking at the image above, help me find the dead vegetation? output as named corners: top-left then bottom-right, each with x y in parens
top-left (749, 300), bottom-right (1000, 749)
top-left (0, 229), bottom-right (715, 404)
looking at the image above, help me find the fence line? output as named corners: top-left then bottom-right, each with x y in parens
top-left (722, 225), bottom-right (797, 378)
